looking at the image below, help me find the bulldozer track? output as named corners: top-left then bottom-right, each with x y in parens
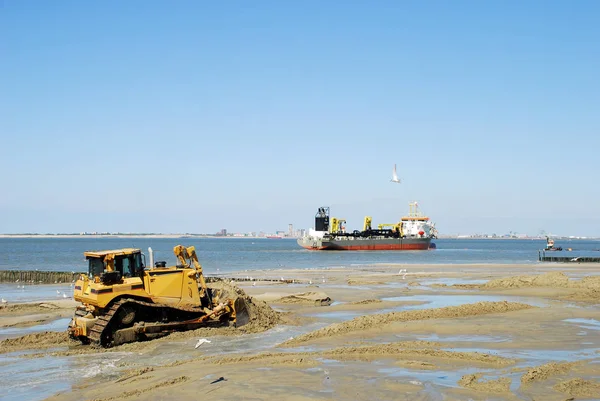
top-left (87, 298), bottom-right (208, 347)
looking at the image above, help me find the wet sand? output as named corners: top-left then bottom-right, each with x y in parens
top-left (1, 263), bottom-right (599, 400)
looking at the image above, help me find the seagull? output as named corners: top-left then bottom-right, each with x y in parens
top-left (309, 280), bottom-right (312, 285)
top-left (390, 163), bottom-right (401, 183)
top-left (56, 290), bottom-right (61, 295)
top-left (195, 338), bottom-right (211, 349)
top-left (252, 282), bottom-right (256, 286)
top-left (62, 292), bottom-right (68, 298)
top-left (398, 268), bottom-right (407, 279)
top-left (1, 298), bottom-right (7, 304)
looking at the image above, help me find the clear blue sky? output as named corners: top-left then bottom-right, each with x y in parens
top-left (1, 1), bottom-right (599, 236)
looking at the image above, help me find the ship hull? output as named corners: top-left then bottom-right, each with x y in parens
top-left (297, 236), bottom-right (432, 251)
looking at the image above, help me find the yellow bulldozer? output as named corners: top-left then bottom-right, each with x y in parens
top-left (68, 245), bottom-right (249, 347)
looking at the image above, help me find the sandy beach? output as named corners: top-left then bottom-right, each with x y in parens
top-left (1, 263), bottom-right (599, 400)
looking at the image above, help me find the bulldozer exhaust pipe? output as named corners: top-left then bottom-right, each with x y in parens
top-left (148, 247), bottom-right (154, 269)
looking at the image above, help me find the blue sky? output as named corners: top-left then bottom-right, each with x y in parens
top-left (1, 1), bottom-right (599, 236)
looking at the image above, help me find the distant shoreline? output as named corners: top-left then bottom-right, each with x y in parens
top-left (0, 234), bottom-right (595, 240)
top-left (0, 234), bottom-right (287, 239)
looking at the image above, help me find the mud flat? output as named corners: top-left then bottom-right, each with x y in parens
top-left (1, 263), bottom-right (599, 401)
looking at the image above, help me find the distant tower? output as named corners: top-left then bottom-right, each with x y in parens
top-left (288, 224), bottom-right (293, 237)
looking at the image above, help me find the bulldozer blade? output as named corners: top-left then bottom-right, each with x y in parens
top-left (234, 297), bottom-right (250, 327)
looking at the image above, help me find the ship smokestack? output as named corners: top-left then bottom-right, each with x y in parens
top-left (315, 207), bottom-right (330, 232)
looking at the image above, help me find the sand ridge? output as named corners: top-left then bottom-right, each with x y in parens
top-left (553, 378), bottom-right (600, 397)
top-left (458, 373), bottom-right (511, 393)
top-left (207, 341), bottom-right (515, 367)
top-left (282, 301), bottom-right (535, 346)
top-left (520, 361), bottom-right (580, 384)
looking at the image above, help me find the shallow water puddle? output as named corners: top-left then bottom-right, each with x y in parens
top-left (415, 333), bottom-right (512, 343)
top-left (304, 293), bottom-right (550, 323)
top-left (382, 294), bottom-right (549, 309)
top-left (0, 350), bottom-right (130, 401)
top-left (378, 365), bottom-right (482, 389)
top-left (563, 318), bottom-right (600, 331)
top-left (445, 346), bottom-right (600, 364)
top-left (0, 317), bottom-right (71, 339)
top-left (417, 278), bottom-right (488, 286)
top-left (0, 283), bottom-right (75, 303)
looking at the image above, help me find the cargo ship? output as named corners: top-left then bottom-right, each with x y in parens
top-left (297, 202), bottom-right (437, 251)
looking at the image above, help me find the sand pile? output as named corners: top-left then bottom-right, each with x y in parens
top-left (350, 299), bottom-right (382, 305)
top-left (282, 301), bottom-right (534, 345)
top-left (484, 272), bottom-right (570, 289)
top-left (159, 281), bottom-right (281, 339)
top-left (520, 361), bottom-right (578, 384)
top-left (347, 277), bottom-right (388, 285)
top-left (0, 331), bottom-right (74, 352)
top-left (458, 373), bottom-right (511, 393)
top-left (480, 272), bottom-right (600, 291)
top-left (278, 291), bottom-right (332, 306)
top-left (237, 290), bottom-right (282, 333)
top-left (553, 378), bottom-right (600, 397)
top-left (476, 272), bottom-right (599, 302)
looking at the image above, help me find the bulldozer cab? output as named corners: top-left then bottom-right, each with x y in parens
top-left (85, 248), bottom-right (145, 281)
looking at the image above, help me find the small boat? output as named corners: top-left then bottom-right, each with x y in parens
top-left (544, 237), bottom-right (562, 251)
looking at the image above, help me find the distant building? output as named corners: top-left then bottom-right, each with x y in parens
top-left (288, 224), bottom-right (294, 237)
top-left (217, 229), bottom-right (227, 236)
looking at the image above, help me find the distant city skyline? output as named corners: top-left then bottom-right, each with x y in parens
top-left (1, 2), bottom-right (599, 237)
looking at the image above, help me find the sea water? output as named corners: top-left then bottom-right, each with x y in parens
top-left (1, 237), bottom-right (598, 275)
